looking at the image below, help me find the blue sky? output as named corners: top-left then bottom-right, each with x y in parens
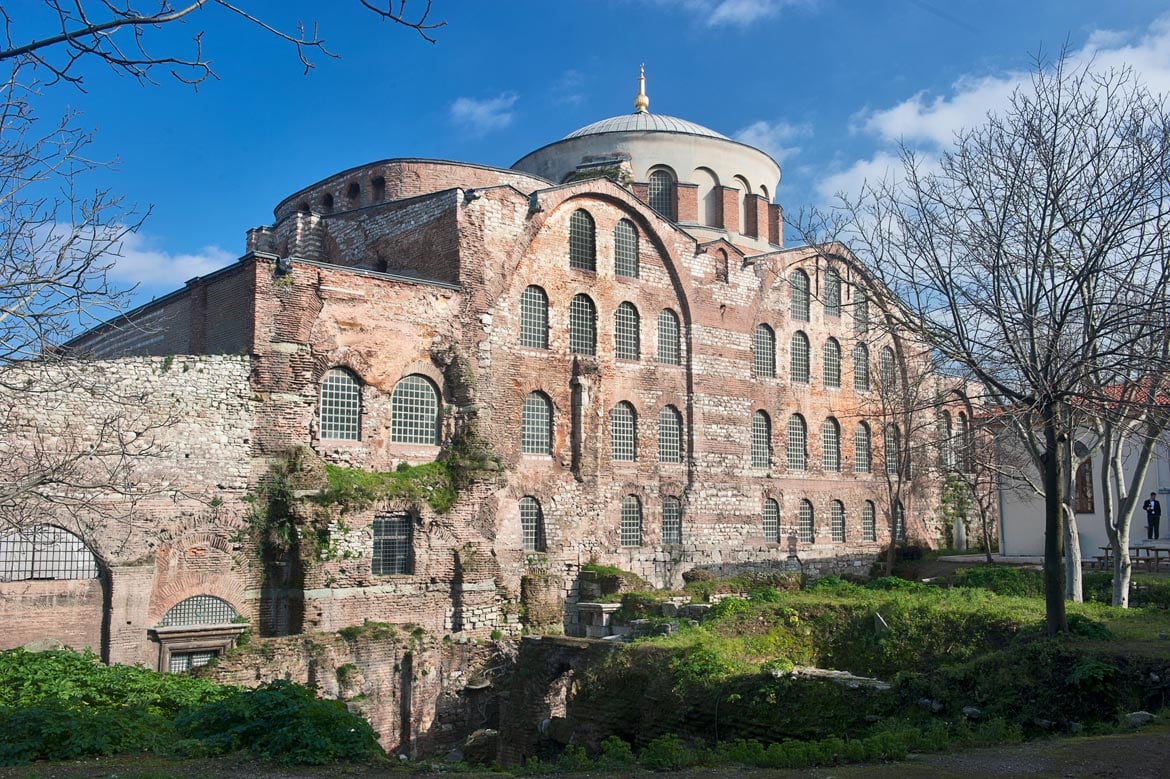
top-left (17, 0), bottom-right (1170, 305)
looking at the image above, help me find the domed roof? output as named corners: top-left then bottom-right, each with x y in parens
top-left (564, 112), bottom-right (729, 140)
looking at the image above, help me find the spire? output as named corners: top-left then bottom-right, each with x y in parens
top-left (634, 64), bottom-right (649, 114)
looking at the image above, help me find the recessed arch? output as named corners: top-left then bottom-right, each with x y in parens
top-left (692, 166), bottom-right (720, 226)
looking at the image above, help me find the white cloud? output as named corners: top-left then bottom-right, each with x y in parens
top-left (552, 69), bottom-right (586, 106)
top-left (449, 92), bottom-right (519, 134)
top-left (734, 119), bottom-right (812, 162)
top-left (646, 0), bottom-right (812, 28)
top-left (108, 232), bottom-right (234, 288)
top-left (815, 151), bottom-right (905, 203)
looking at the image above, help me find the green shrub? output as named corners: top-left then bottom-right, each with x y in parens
top-left (0, 704), bottom-right (172, 766)
top-left (953, 566), bottom-right (1044, 597)
top-left (639, 733), bottom-right (698, 771)
top-left (598, 735), bottom-right (635, 767)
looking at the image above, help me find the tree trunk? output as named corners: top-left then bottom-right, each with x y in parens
top-left (1041, 405), bottom-right (1068, 634)
top-left (1064, 506), bottom-right (1083, 602)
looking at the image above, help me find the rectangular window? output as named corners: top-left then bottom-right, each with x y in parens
top-left (372, 514), bottom-right (412, 575)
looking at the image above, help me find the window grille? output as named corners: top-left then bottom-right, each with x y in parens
top-left (648, 170), bottom-right (676, 219)
top-left (939, 411), bottom-right (955, 470)
top-left (520, 496), bottom-right (546, 552)
top-left (787, 415), bottom-right (807, 471)
top-left (824, 269), bottom-right (841, 317)
top-left (159, 595), bottom-right (238, 627)
top-left (519, 286), bottom-right (549, 348)
top-left (169, 650), bottom-right (218, 673)
top-left (620, 496), bottom-right (643, 546)
top-left (569, 294), bottom-right (597, 355)
top-left (885, 425), bottom-right (900, 476)
top-left (320, 368), bottom-right (360, 440)
top-left (763, 499), bottom-right (780, 543)
top-left (754, 324), bottom-right (776, 378)
top-left (823, 338), bottom-right (841, 387)
top-left (831, 501), bottom-right (846, 542)
top-left (656, 309), bottom-right (681, 365)
top-left (372, 513), bottom-right (412, 575)
top-left (799, 500), bottom-right (814, 543)
top-left (957, 413), bottom-right (972, 472)
top-left (610, 402), bottom-right (637, 461)
top-left (854, 424), bottom-right (872, 474)
top-left (791, 270), bottom-right (810, 321)
top-left (751, 411), bottom-right (771, 468)
top-left (822, 418), bottom-right (840, 472)
top-left (880, 347), bottom-right (897, 389)
top-left (662, 497), bottom-right (682, 544)
top-left (893, 502), bottom-right (906, 541)
top-left (614, 220), bottom-right (639, 278)
top-left (854, 290), bottom-right (869, 334)
top-left (658, 405), bottom-right (683, 463)
top-left (521, 392), bottom-right (553, 454)
top-left (791, 331), bottom-right (810, 383)
top-left (0, 524), bottom-right (99, 581)
top-left (614, 302), bottom-right (641, 360)
top-left (569, 209), bottom-right (596, 271)
top-left (390, 374), bottom-right (439, 445)
top-left (862, 502), bottom-right (877, 541)
top-left (853, 344), bottom-right (870, 391)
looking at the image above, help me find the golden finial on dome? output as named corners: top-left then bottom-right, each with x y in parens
top-left (634, 64), bottom-right (649, 114)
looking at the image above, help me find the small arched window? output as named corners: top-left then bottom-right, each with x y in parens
top-left (798, 499), bottom-right (814, 543)
top-left (753, 324), bottom-right (776, 378)
top-left (0, 525), bottom-right (99, 581)
top-left (569, 209), bottom-right (596, 271)
top-left (854, 423), bottom-right (872, 474)
top-left (519, 286), bottom-right (549, 348)
top-left (885, 424), bottom-right (901, 476)
top-left (621, 495), bottom-right (643, 546)
top-left (614, 302), bottom-right (641, 360)
top-left (715, 248), bottom-right (729, 282)
top-left (862, 501), bottom-right (877, 541)
top-left (853, 344), bottom-right (870, 391)
top-left (569, 294), bottom-right (597, 355)
top-left (656, 309), bottom-right (681, 365)
top-left (831, 501), bottom-right (846, 542)
top-left (854, 289), bottom-right (870, 334)
top-left (823, 338), bottom-right (841, 388)
top-left (520, 496), bottom-right (546, 552)
top-left (880, 347), bottom-right (897, 389)
top-left (662, 497), bottom-right (683, 544)
top-left (824, 269), bottom-right (842, 317)
top-left (521, 391), bottom-right (553, 454)
top-left (788, 414), bottom-right (808, 471)
top-left (791, 269), bottom-right (810, 321)
top-left (751, 410), bottom-right (771, 469)
top-left (791, 331), bottom-right (810, 383)
top-left (822, 417), bottom-right (840, 472)
top-left (763, 499), bottom-right (780, 543)
top-left (610, 401), bottom-right (637, 461)
top-left (320, 367), bottom-right (361, 441)
top-left (614, 220), bottom-right (639, 278)
top-left (648, 170), bottom-right (676, 219)
top-left (390, 374), bottom-right (440, 445)
top-left (658, 405), bottom-right (684, 463)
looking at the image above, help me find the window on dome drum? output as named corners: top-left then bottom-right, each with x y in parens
top-left (823, 338), bottom-right (841, 387)
top-left (791, 331), bottom-right (810, 383)
top-left (519, 286), bottom-right (549, 348)
top-left (648, 170), bottom-right (676, 219)
top-left (614, 302), bottom-right (641, 360)
top-left (372, 513), bottom-right (412, 575)
top-left (0, 525), bottom-right (99, 581)
top-left (656, 309), bottom-right (681, 365)
top-left (621, 495), bottom-right (643, 546)
top-left (320, 367), bottom-right (360, 440)
top-left (893, 501), bottom-right (906, 541)
top-left (390, 375), bottom-right (439, 445)
top-left (658, 405), bottom-right (683, 463)
top-left (662, 497), bottom-right (683, 544)
top-left (159, 595), bottom-right (238, 627)
top-left (521, 391), bottom-right (553, 454)
top-left (854, 290), bottom-right (869, 334)
top-left (831, 501), bottom-right (846, 542)
top-left (569, 294), bottom-right (597, 355)
top-left (791, 269), bottom-right (810, 321)
top-left (520, 496), bottom-right (546, 552)
top-left (753, 324), bottom-right (776, 378)
top-left (715, 249), bottom-right (729, 282)
top-left (751, 410), bottom-right (771, 468)
top-left (824, 269), bottom-right (842, 317)
top-left (763, 499), bottom-right (780, 543)
top-left (822, 418), bottom-right (840, 472)
top-left (885, 425), bottom-right (900, 476)
top-left (939, 411), bottom-right (955, 470)
top-left (569, 209), bottom-right (596, 271)
top-left (862, 501), bottom-right (877, 542)
top-left (614, 220), bottom-right (639, 278)
top-left (880, 347), bottom-right (897, 389)
top-left (854, 423), bottom-right (872, 474)
top-left (853, 344), bottom-right (870, 391)
top-left (799, 499), bottom-right (814, 543)
top-left (788, 414), bottom-right (807, 471)
top-left (610, 402), bottom-right (637, 461)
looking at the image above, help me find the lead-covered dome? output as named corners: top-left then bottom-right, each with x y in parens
top-left (564, 112), bottom-right (729, 140)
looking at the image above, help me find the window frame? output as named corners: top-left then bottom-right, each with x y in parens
top-left (520, 496), bottom-right (546, 552)
top-left (656, 309), bottom-right (682, 365)
top-left (569, 294), bottom-right (598, 355)
top-left (791, 331), bottom-right (810, 383)
top-left (569, 209), bottom-right (596, 271)
top-left (319, 367), bottom-right (361, 441)
top-left (787, 414), bottom-right (808, 471)
top-left (658, 405), bottom-right (684, 464)
top-left (521, 391), bottom-right (553, 455)
top-left (614, 220), bottom-right (640, 278)
top-left (614, 302), bottom-right (641, 361)
top-left (620, 495), bottom-right (643, 546)
top-left (390, 374), bottom-right (440, 446)
top-left (372, 513), bottom-right (413, 576)
top-left (823, 338), bottom-right (841, 388)
top-left (519, 285), bottom-right (549, 349)
top-left (763, 498), bottom-right (780, 543)
top-left (610, 401), bottom-right (638, 462)
top-left (791, 269), bottom-right (810, 322)
top-left (751, 410), bottom-right (772, 469)
top-left (662, 497), bottom-right (683, 544)
top-left (798, 499), bottom-right (814, 544)
top-left (754, 323), bottom-right (776, 378)
top-left (822, 417), bottom-right (841, 472)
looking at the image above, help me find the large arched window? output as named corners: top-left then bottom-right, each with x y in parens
top-left (520, 496), bottom-right (546, 552)
top-left (798, 499), bottom-right (814, 543)
top-left (751, 410), bottom-right (771, 468)
top-left (939, 410), bottom-right (955, 470)
top-left (880, 347), bottom-right (897, 389)
top-left (656, 309), bottom-right (681, 365)
top-left (390, 375), bottom-right (439, 445)
top-left (893, 501), bottom-right (907, 541)
top-left (831, 500), bottom-right (846, 543)
top-left (614, 220), bottom-right (639, 278)
top-left (610, 402), bottom-right (637, 461)
top-left (614, 302), bottom-right (641, 360)
top-left (824, 269), bottom-right (842, 317)
top-left (862, 501), bottom-right (877, 541)
top-left (519, 285), bottom-right (549, 348)
top-left (0, 525), bottom-right (99, 581)
top-left (754, 324), bottom-right (776, 378)
top-left (822, 417), bottom-right (841, 472)
top-left (569, 294), bottom-right (597, 355)
top-left (823, 338), bottom-right (841, 388)
top-left (790, 269), bottom-right (810, 321)
top-left (787, 414), bottom-right (807, 470)
top-left (853, 344), bottom-right (870, 391)
top-left (648, 169), bottom-right (676, 219)
top-left (854, 423), bottom-right (872, 474)
top-left (885, 424), bottom-right (901, 476)
top-left (957, 412), bottom-right (972, 472)
top-left (791, 331), bottom-right (810, 383)
top-left (621, 495), bottom-right (643, 546)
top-left (854, 289), bottom-right (870, 334)
top-left (521, 391), bottom-right (553, 454)
top-left (658, 405), bottom-right (683, 463)
top-left (763, 498), bottom-right (780, 543)
top-left (320, 367), bottom-right (361, 440)
top-left (662, 497), bottom-right (683, 544)
top-left (569, 209), bottom-right (596, 271)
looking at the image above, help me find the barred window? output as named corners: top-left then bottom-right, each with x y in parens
top-left (893, 501), bottom-right (906, 541)
top-left (854, 290), bottom-right (869, 334)
top-left (885, 425), bottom-right (901, 476)
top-left (390, 374), bottom-right (440, 445)
top-left (658, 405), bottom-right (683, 463)
top-left (320, 367), bottom-right (361, 440)
top-left (791, 331), bottom-right (810, 383)
top-left (939, 411), bottom-right (955, 470)
top-left (822, 417), bottom-right (841, 472)
top-left (614, 220), bottom-right (639, 278)
top-left (853, 344), bottom-right (870, 391)
top-left (823, 338), bottom-right (841, 387)
top-left (159, 595), bottom-right (238, 627)
top-left (656, 309), bottom-right (681, 365)
top-left (862, 501), bottom-right (877, 541)
top-left (787, 414), bottom-right (807, 470)
top-left (824, 269), bottom-right (842, 317)
top-left (831, 501), bottom-right (846, 543)
top-left (662, 497), bottom-right (683, 544)
top-left (170, 650), bottom-right (218, 673)
top-left (763, 499), bottom-right (780, 543)
top-left (957, 412), bottom-right (972, 472)
top-left (519, 285), bottom-right (549, 348)
top-left (0, 525), bottom-right (99, 582)
top-left (751, 410), bottom-right (771, 468)
top-left (880, 347), bottom-right (897, 389)
top-left (753, 324), bottom-right (776, 378)
top-left (372, 513), bottom-right (413, 575)
top-left (621, 495), bottom-right (643, 546)
top-left (569, 294), bottom-right (597, 355)
top-left (520, 496), bottom-right (546, 552)
top-left (791, 269), bottom-right (810, 321)
top-left (521, 391), bottom-right (553, 454)
top-left (854, 423), bottom-right (872, 474)
top-left (610, 401), bottom-right (637, 461)
top-left (614, 302), bottom-right (641, 360)
top-left (799, 499), bottom-right (814, 543)
top-left (569, 209), bottom-right (596, 271)
top-left (648, 170), bottom-right (676, 219)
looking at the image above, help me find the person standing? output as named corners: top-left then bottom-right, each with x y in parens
top-left (1143, 492), bottom-right (1162, 541)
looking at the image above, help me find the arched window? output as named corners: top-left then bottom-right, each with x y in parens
top-left (614, 220), bottom-right (639, 278)
top-left (610, 402), bottom-right (637, 461)
top-left (621, 495), bottom-right (643, 546)
top-left (0, 525), bottom-right (99, 581)
top-left (957, 412), bottom-right (972, 472)
top-left (822, 417), bottom-right (841, 472)
top-left (734, 175), bottom-right (752, 230)
top-left (831, 500), bottom-right (846, 542)
top-left (390, 375), bottom-right (439, 445)
top-left (751, 410), bottom-right (771, 468)
top-left (824, 269), bottom-right (842, 317)
top-left (753, 324), bottom-right (776, 378)
top-left (939, 410), bottom-right (955, 470)
top-left (763, 499), bottom-right (780, 543)
top-left (614, 302), bottom-right (641, 360)
top-left (893, 501), bottom-right (907, 541)
top-left (853, 344), bottom-right (870, 391)
top-left (791, 270), bottom-right (810, 321)
top-left (656, 309), bottom-right (681, 365)
top-left (854, 423), bottom-right (872, 474)
top-left (320, 367), bottom-right (361, 440)
top-left (885, 424), bottom-right (901, 476)
top-left (372, 513), bottom-right (413, 575)
top-left (569, 209), bottom-right (596, 271)
top-left (791, 331), bottom-right (810, 383)
top-left (715, 248), bottom-right (729, 282)
top-left (569, 294), bottom-right (597, 355)
top-left (862, 501), bottom-right (877, 541)
top-left (854, 289), bottom-right (869, 334)
top-left (799, 499), bottom-right (814, 543)
top-left (662, 497), bottom-right (682, 544)
top-left (823, 338), bottom-right (841, 387)
top-left (648, 170), bottom-right (676, 219)
top-left (159, 595), bottom-right (238, 627)
top-left (520, 496), bottom-right (546, 552)
top-left (880, 347), bottom-right (897, 389)
top-left (788, 414), bottom-right (807, 470)
top-left (519, 286), bottom-right (549, 348)
top-left (658, 405), bottom-right (683, 463)
top-left (521, 391), bottom-right (553, 454)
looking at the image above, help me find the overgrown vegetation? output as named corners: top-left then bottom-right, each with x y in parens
top-left (318, 461), bottom-right (456, 514)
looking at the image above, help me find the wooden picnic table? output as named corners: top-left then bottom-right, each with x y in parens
top-left (1093, 545), bottom-right (1170, 571)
